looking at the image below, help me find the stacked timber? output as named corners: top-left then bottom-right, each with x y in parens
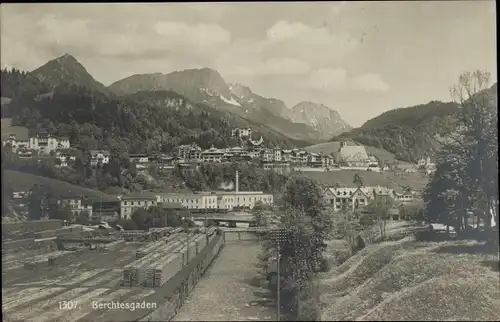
top-left (142, 239), bottom-right (187, 288)
top-left (194, 234), bottom-right (207, 255)
top-left (123, 252), bottom-right (164, 286)
top-left (173, 245), bottom-right (188, 268)
top-left (23, 250), bottom-right (73, 269)
top-left (135, 234), bottom-right (183, 259)
top-left (168, 228), bottom-right (184, 235)
top-left (34, 229), bottom-right (58, 239)
top-left (123, 239), bottom-right (185, 287)
top-left (103, 239), bottom-right (125, 251)
top-left (151, 252), bottom-right (184, 288)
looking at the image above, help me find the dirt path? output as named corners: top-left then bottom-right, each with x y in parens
top-left (172, 241), bottom-right (276, 321)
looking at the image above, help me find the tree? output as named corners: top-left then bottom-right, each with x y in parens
top-left (75, 210), bottom-right (90, 225)
top-left (116, 218), bottom-right (138, 230)
top-left (424, 71), bottom-right (497, 236)
top-left (450, 71), bottom-right (498, 229)
top-left (27, 184), bottom-right (47, 220)
top-left (353, 173), bottom-right (364, 188)
top-left (48, 203), bottom-right (74, 221)
top-left (264, 174), bottom-right (334, 320)
top-left (252, 201), bottom-right (273, 227)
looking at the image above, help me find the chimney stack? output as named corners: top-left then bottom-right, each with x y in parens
top-left (235, 170), bottom-right (239, 193)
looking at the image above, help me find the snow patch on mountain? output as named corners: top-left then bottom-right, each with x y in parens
top-left (220, 95), bottom-right (242, 107)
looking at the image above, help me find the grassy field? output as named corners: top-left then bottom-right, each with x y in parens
top-left (3, 170), bottom-right (117, 200)
top-left (320, 228), bottom-right (500, 320)
top-left (1, 118), bottom-right (29, 141)
top-left (302, 169), bottom-right (429, 191)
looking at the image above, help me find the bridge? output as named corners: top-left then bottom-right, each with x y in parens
top-left (183, 213), bottom-right (257, 227)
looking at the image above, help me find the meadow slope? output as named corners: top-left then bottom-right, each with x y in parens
top-left (321, 235), bottom-right (500, 321)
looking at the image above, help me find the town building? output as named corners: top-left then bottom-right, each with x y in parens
top-left (281, 150), bottom-right (292, 162)
top-left (336, 142), bottom-right (370, 167)
top-left (394, 188), bottom-right (418, 204)
top-left (119, 194), bottom-right (157, 219)
top-left (157, 170), bottom-right (274, 211)
top-left (323, 185), bottom-right (420, 213)
top-left (57, 197), bottom-right (83, 216)
top-left (156, 193), bottom-right (218, 210)
top-left (29, 132), bottom-right (70, 155)
top-left (90, 150), bottom-right (110, 166)
top-left (323, 187), bottom-right (372, 211)
top-left (57, 196), bottom-right (93, 217)
top-left (3, 132), bottom-right (70, 156)
top-left (201, 146), bottom-right (225, 163)
top-left (261, 148), bottom-right (276, 163)
top-left (307, 152), bottom-right (322, 168)
top-left (92, 200), bottom-right (120, 222)
top-left (215, 191), bottom-right (274, 210)
top-left (231, 127), bottom-right (252, 138)
top-left (129, 154), bottom-right (150, 164)
top-left (176, 143), bottom-right (202, 162)
top-left (55, 148), bottom-right (76, 167)
top-left (247, 136), bottom-right (265, 153)
top-left (290, 149), bottom-right (308, 165)
top-left (417, 156), bottom-right (437, 174)
top-left (3, 134), bottom-right (30, 153)
top-left (321, 154), bottom-right (335, 168)
top-left (372, 186), bottom-right (397, 203)
top-left (368, 156), bottom-right (380, 167)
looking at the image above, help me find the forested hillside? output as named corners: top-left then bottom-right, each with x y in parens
top-left (1, 69), bottom-right (302, 155)
top-left (1, 67), bottom-right (302, 197)
top-left (333, 100), bottom-right (462, 162)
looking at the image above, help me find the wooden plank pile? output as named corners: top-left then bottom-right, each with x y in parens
top-left (48, 249), bottom-right (87, 265)
top-left (194, 233), bottom-right (207, 255)
top-left (33, 229), bottom-right (58, 239)
top-left (135, 234), bottom-right (183, 259)
top-left (149, 227), bottom-right (171, 241)
top-left (123, 237), bottom-right (186, 287)
top-left (122, 230), bottom-right (215, 289)
top-left (151, 251), bottom-right (184, 288)
top-left (103, 239), bottom-right (125, 251)
top-left (23, 250), bottom-right (74, 269)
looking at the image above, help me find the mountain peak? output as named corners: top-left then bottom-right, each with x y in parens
top-left (229, 83), bottom-right (254, 100)
top-left (109, 66), bottom-right (231, 98)
top-left (57, 53), bottom-right (77, 62)
top-left (286, 101), bottom-right (351, 138)
top-left (30, 54), bottom-right (106, 92)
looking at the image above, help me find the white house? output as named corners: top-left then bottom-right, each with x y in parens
top-left (323, 187), bottom-right (372, 212)
top-left (29, 133), bottom-right (70, 155)
top-left (232, 127), bottom-right (252, 138)
top-left (55, 149), bottom-right (76, 167)
top-left (90, 150), bottom-right (110, 166)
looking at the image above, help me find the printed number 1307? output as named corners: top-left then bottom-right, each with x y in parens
top-left (59, 301), bottom-right (79, 310)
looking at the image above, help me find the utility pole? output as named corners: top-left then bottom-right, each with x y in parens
top-left (270, 228), bottom-right (287, 322)
top-left (186, 229), bottom-right (191, 264)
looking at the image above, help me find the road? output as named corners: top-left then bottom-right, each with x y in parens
top-left (173, 240), bottom-right (276, 321)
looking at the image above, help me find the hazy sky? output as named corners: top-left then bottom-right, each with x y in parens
top-left (1, 2), bottom-right (496, 127)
